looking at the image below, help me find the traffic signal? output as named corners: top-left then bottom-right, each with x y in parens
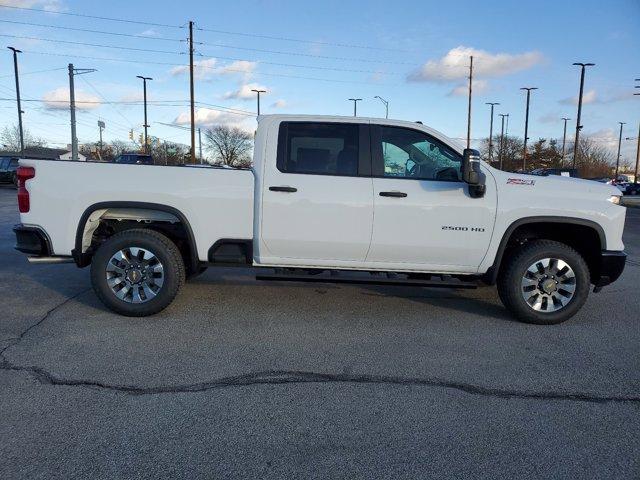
top-left (128, 129), bottom-right (133, 141)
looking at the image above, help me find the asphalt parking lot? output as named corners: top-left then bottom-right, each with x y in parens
top-left (0, 184), bottom-right (638, 479)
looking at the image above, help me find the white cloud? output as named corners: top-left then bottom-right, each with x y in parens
top-left (223, 83), bottom-right (268, 101)
top-left (2, 0), bottom-right (64, 11)
top-left (559, 89), bottom-right (598, 106)
top-left (408, 46), bottom-right (544, 83)
top-left (447, 79), bottom-right (488, 97)
top-left (173, 107), bottom-right (246, 128)
top-left (270, 99), bottom-right (287, 109)
top-left (138, 28), bottom-right (160, 37)
top-left (171, 58), bottom-right (257, 81)
top-left (42, 87), bottom-right (100, 110)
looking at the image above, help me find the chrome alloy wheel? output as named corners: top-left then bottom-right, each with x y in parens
top-left (106, 247), bottom-right (164, 304)
top-left (520, 257), bottom-right (576, 313)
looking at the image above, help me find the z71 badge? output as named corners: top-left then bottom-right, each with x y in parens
top-left (507, 178), bottom-right (535, 186)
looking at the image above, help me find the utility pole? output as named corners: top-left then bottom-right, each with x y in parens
top-left (189, 20), bottom-right (196, 164)
top-left (97, 120), bottom-right (105, 159)
top-left (498, 113), bottom-right (508, 170)
top-left (561, 117), bottom-right (570, 165)
top-left (374, 95), bottom-right (389, 118)
top-left (8, 47), bottom-right (24, 156)
top-left (198, 127), bottom-right (203, 164)
top-left (615, 122), bottom-right (625, 179)
top-left (466, 55), bottom-right (473, 149)
top-left (68, 63), bottom-right (96, 161)
top-left (251, 88), bottom-right (266, 116)
top-left (572, 62), bottom-right (595, 168)
top-left (348, 98), bottom-right (362, 117)
top-left (485, 102), bottom-right (500, 163)
top-left (520, 87), bottom-right (537, 171)
top-left (136, 76), bottom-right (152, 154)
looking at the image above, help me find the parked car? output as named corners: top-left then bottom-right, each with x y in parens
top-left (0, 157), bottom-right (19, 187)
top-left (625, 183), bottom-right (640, 195)
top-left (13, 115), bottom-right (626, 325)
top-left (530, 168), bottom-right (578, 178)
top-left (113, 153), bottom-right (153, 165)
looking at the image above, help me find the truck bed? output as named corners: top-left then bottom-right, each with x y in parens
top-left (18, 159), bottom-right (255, 261)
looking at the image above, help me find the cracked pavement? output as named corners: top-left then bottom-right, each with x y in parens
top-left (0, 185), bottom-right (639, 479)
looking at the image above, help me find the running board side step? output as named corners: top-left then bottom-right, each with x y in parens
top-left (255, 272), bottom-right (478, 289)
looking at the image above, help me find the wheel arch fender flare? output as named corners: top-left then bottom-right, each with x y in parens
top-left (73, 201), bottom-right (198, 272)
top-left (484, 216), bottom-right (606, 285)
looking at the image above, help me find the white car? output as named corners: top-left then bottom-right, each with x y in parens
top-left (13, 115), bottom-right (627, 324)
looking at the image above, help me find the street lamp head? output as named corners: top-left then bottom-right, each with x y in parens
top-left (486, 102), bottom-right (500, 106)
top-left (137, 76), bottom-right (153, 81)
top-left (619, 122), bottom-right (626, 126)
top-left (7, 46), bottom-right (22, 53)
top-left (520, 87), bottom-right (538, 91)
top-left (251, 89), bottom-right (267, 94)
top-left (573, 62), bottom-right (595, 67)
top-left (348, 98), bottom-right (362, 101)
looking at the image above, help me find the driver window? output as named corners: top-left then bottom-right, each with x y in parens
top-left (380, 126), bottom-right (462, 182)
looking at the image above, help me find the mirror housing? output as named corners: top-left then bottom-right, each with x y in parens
top-left (461, 148), bottom-right (486, 198)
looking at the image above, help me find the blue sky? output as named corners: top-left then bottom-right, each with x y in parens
top-left (0, 0), bottom-right (638, 160)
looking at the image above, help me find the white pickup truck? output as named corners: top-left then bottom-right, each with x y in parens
top-left (13, 115), bottom-right (626, 324)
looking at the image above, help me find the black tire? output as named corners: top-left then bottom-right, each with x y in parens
top-left (90, 229), bottom-right (185, 316)
top-left (497, 240), bottom-right (590, 325)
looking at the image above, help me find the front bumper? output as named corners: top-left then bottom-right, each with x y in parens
top-left (13, 224), bottom-right (52, 256)
top-left (595, 250), bottom-right (626, 287)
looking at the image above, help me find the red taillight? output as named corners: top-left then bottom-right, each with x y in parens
top-left (17, 166), bottom-right (35, 213)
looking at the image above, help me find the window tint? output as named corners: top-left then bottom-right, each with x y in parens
top-left (378, 126), bottom-right (462, 182)
top-left (9, 159), bottom-right (18, 168)
top-left (0, 159), bottom-right (8, 169)
top-left (278, 122), bottom-right (360, 176)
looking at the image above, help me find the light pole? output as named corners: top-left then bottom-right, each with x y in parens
top-left (485, 102), bottom-right (500, 163)
top-left (7, 47), bottom-right (24, 156)
top-left (136, 75), bottom-right (152, 153)
top-left (97, 120), bottom-right (105, 158)
top-left (251, 89), bottom-right (266, 116)
top-left (68, 64), bottom-right (96, 161)
top-left (348, 98), bottom-right (362, 117)
top-left (374, 95), bottom-right (389, 118)
top-left (634, 79), bottom-right (639, 183)
top-left (520, 87), bottom-right (538, 171)
top-left (572, 62), bottom-right (595, 168)
top-left (498, 113), bottom-right (508, 170)
top-left (615, 122), bottom-right (625, 179)
top-left (561, 117), bottom-right (570, 164)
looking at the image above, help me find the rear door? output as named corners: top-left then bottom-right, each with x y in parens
top-left (366, 124), bottom-right (496, 271)
top-left (259, 121), bottom-right (374, 265)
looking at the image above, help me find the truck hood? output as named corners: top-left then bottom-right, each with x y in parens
top-left (492, 169), bottom-right (621, 201)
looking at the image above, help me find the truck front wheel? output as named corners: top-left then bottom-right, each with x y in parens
top-left (497, 240), bottom-right (590, 325)
top-left (90, 229), bottom-right (185, 316)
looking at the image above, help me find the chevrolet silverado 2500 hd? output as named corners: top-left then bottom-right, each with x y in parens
top-left (13, 115), bottom-right (626, 324)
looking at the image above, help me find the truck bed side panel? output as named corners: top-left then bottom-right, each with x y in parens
top-left (18, 160), bottom-right (254, 261)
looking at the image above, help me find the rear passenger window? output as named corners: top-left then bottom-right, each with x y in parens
top-left (277, 122), bottom-right (360, 176)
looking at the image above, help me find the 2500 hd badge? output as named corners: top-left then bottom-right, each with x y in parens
top-left (441, 226), bottom-right (486, 232)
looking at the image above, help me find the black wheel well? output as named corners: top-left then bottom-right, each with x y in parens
top-left (493, 221), bottom-right (603, 284)
top-left (73, 202), bottom-right (199, 273)
top-left (89, 219), bottom-right (196, 273)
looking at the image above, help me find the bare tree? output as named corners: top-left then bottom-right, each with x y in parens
top-left (204, 125), bottom-right (253, 167)
top-left (0, 124), bottom-right (47, 151)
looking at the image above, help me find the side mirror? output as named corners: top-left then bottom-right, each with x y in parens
top-left (462, 148), bottom-right (486, 198)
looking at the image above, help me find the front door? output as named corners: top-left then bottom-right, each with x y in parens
top-left (259, 121), bottom-right (374, 266)
top-left (366, 125), bottom-right (496, 271)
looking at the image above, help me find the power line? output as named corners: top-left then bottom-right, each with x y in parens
top-left (0, 34), bottom-right (183, 55)
top-left (197, 41), bottom-right (415, 65)
top-left (196, 26), bottom-right (413, 53)
top-left (0, 19), bottom-right (184, 42)
top-left (0, 4), bottom-right (183, 28)
top-left (0, 66), bottom-right (66, 79)
top-left (0, 4), bottom-right (411, 52)
top-left (0, 33), bottom-right (393, 75)
top-left (20, 50), bottom-right (391, 85)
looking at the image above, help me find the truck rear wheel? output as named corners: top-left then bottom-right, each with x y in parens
top-left (90, 229), bottom-right (185, 316)
top-left (497, 240), bottom-right (590, 325)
